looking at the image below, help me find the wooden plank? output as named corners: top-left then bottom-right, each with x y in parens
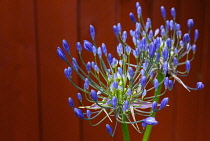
top-left (35, 0), bottom-right (80, 141)
top-left (0, 0), bottom-right (39, 140)
top-left (172, 0), bottom-right (207, 140)
top-left (196, 0), bottom-right (210, 141)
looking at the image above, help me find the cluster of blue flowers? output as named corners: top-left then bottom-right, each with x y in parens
top-left (57, 2), bottom-right (204, 137)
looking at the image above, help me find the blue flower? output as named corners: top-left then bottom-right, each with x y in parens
top-left (84, 40), bottom-right (93, 52)
top-left (143, 117), bottom-right (158, 126)
top-left (74, 108), bottom-right (84, 119)
top-left (57, 2), bottom-right (204, 137)
top-left (196, 82), bottom-right (204, 90)
top-left (56, 47), bottom-right (67, 61)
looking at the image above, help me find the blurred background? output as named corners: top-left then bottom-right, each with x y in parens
top-left (0, 0), bottom-right (209, 141)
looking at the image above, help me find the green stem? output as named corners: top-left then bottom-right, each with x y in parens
top-left (142, 73), bottom-right (164, 141)
top-left (122, 114), bottom-right (130, 141)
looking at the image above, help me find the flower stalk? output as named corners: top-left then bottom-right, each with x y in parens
top-left (122, 114), bottom-right (130, 141)
top-left (142, 73), bottom-right (164, 141)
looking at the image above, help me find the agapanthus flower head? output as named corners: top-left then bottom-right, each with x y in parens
top-left (57, 1), bottom-right (204, 137)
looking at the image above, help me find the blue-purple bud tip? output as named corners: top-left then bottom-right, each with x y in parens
top-left (90, 89), bottom-right (98, 101)
top-left (74, 108), bottom-right (84, 119)
top-left (196, 82), bottom-right (204, 90)
top-left (106, 124), bottom-right (112, 136)
top-left (143, 117), bottom-right (158, 126)
top-left (90, 25), bottom-right (95, 40)
top-left (62, 40), bottom-right (70, 54)
top-left (56, 47), bottom-right (67, 61)
top-left (160, 97), bottom-right (169, 110)
top-left (68, 97), bottom-right (74, 108)
top-left (152, 101), bottom-right (157, 112)
top-left (77, 93), bottom-right (82, 101)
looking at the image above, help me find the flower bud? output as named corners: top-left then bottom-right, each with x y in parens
top-left (128, 67), bottom-right (134, 78)
top-left (183, 33), bottom-right (190, 43)
top-left (129, 12), bottom-right (136, 23)
top-left (113, 25), bottom-right (119, 37)
top-left (108, 53), bottom-right (113, 64)
top-left (117, 43), bottom-right (123, 56)
top-left (163, 61), bottom-right (168, 74)
top-left (142, 89), bottom-right (147, 97)
top-left (72, 58), bottom-right (78, 71)
top-left (84, 78), bottom-right (90, 90)
top-left (76, 42), bottom-right (82, 54)
top-left (162, 47), bottom-right (168, 61)
top-left (90, 89), bottom-right (98, 101)
top-left (77, 93), bottom-right (82, 101)
top-left (196, 82), bottom-right (204, 90)
top-left (84, 40), bottom-right (93, 52)
top-left (140, 76), bottom-right (147, 87)
top-left (112, 96), bottom-right (117, 109)
top-left (122, 31), bottom-right (127, 42)
top-left (118, 67), bottom-right (123, 75)
top-left (192, 44), bottom-right (196, 53)
top-left (97, 47), bottom-right (102, 58)
top-left (112, 81), bottom-right (118, 89)
top-left (149, 42), bottom-right (155, 57)
top-left (186, 60), bottom-right (191, 72)
top-left (127, 89), bottom-right (132, 96)
top-left (74, 108), bottom-right (84, 119)
top-left (152, 101), bottom-right (157, 111)
top-left (64, 67), bottom-right (72, 79)
top-left (56, 47), bottom-right (67, 61)
top-left (124, 100), bottom-right (129, 110)
top-left (90, 25), bottom-right (95, 40)
top-left (86, 62), bottom-right (92, 72)
top-left (143, 117), bottom-right (158, 125)
top-left (102, 43), bottom-right (107, 56)
top-left (161, 6), bottom-right (166, 19)
top-left (117, 23), bottom-right (122, 33)
top-left (62, 40), bottom-right (70, 54)
top-left (168, 80), bottom-right (174, 90)
top-left (154, 28), bottom-right (159, 36)
top-left (154, 79), bottom-right (159, 90)
top-left (187, 19), bottom-right (194, 30)
top-left (94, 65), bottom-right (99, 72)
top-left (106, 124), bottom-right (112, 136)
top-left (87, 110), bottom-right (91, 118)
top-left (166, 38), bottom-right (172, 48)
top-left (173, 57), bottom-right (178, 66)
top-left (171, 7), bottom-right (176, 19)
top-left (160, 97), bottom-right (169, 110)
top-left (169, 20), bottom-right (174, 30)
top-left (194, 29), bottom-right (199, 41)
top-left (68, 97), bottom-right (74, 108)
top-left (164, 77), bottom-right (169, 88)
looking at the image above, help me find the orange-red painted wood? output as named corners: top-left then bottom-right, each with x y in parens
top-left (0, 0), bottom-right (40, 141)
top-left (0, 0), bottom-right (209, 141)
top-left (35, 0), bottom-right (80, 141)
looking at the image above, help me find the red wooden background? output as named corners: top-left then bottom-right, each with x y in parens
top-left (0, 0), bottom-right (210, 141)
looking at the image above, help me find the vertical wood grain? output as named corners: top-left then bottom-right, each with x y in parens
top-left (0, 0), bottom-right (40, 140)
top-left (35, 0), bottom-right (80, 141)
top-left (0, 0), bottom-right (209, 141)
